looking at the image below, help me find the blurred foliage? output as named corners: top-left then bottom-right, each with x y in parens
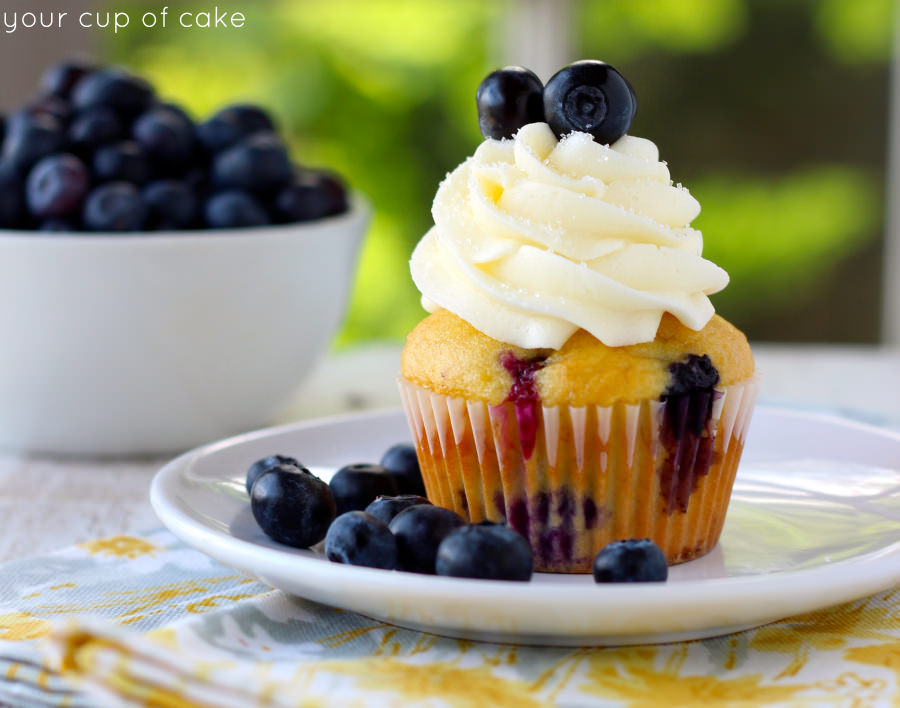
top-left (106, 0), bottom-right (892, 344)
top-left (815, 0), bottom-right (895, 64)
top-left (695, 167), bottom-right (878, 318)
top-left (577, 0), bottom-right (747, 58)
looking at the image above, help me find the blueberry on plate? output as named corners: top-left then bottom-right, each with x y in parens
top-left (2, 114), bottom-right (66, 175)
top-left (204, 190), bottom-right (270, 229)
top-left (272, 170), bottom-right (348, 223)
top-left (436, 522), bottom-right (533, 581)
top-left (212, 132), bottom-right (293, 193)
top-left (142, 180), bottom-right (198, 230)
top-left (379, 443), bottom-right (426, 497)
top-left (475, 66), bottom-right (544, 140)
top-left (329, 463), bottom-right (400, 516)
top-left (250, 463), bottom-right (336, 548)
top-left (389, 504), bottom-right (465, 574)
top-left (592, 538), bottom-right (668, 583)
top-left (542, 60), bottom-right (636, 144)
top-left (325, 511), bottom-right (397, 570)
top-left (71, 69), bottom-right (155, 117)
top-left (26, 153), bottom-right (90, 219)
top-left (364, 494), bottom-right (431, 526)
top-left (82, 182), bottom-right (147, 232)
top-left (245, 454), bottom-right (302, 495)
top-left (68, 107), bottom-right (123, 154)
top-left (92, 141), bottom-right (152, 185)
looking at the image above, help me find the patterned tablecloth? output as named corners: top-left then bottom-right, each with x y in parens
top-left (0, 528), bottom-right (899, 707)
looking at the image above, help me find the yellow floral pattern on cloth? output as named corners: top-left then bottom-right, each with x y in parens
top-left (0, 530), bottom-right (271, 707)
top-left (78, 535), bottom-right (162, 559)
top-left (0, 529), bottom-right (899, 707)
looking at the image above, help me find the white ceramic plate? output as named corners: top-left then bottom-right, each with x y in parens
top-left (150, 406), bottom-right (900, 646)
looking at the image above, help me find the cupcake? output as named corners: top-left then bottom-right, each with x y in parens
top-left (399, 61), bottom-right (757, 573)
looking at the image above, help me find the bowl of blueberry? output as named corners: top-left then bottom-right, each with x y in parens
top-left (0, 62), bottom-right (369, 457)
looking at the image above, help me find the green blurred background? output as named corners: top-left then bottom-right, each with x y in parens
top-left (104, 0), bottom-right (893, 345)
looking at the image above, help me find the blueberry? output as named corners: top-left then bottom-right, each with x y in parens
top-left (364, 494), bottom-right (431, 526)
top-left (156, 102), bottom-right (194, 125)
top-left (22, 96), bottom-right (73, 125)
top-left (212, 133), bottom-right (292, 193)
top-left (72, 69), bottom-right (156, 117)
top-left (665, 354), bottom-right (719, 397)
top-left (133, 107), bottom-right (196, 170)
top-left (82, 182), bottom-right (147, 232)
top-left (40, 62), bottom-right (93, 99)
top-left (204, 190), bottom-right (270, 229)
top-left (142, 180), bottom-right (198, 230)
top-left (476, 66), bottom-right (544, 140)
top-left (388, 504), bottom-right (465, 574)
top-left (273, 170), bottom-right (348, 223)
top-left (215, 104), bottom-right (276, 134)
top-left (184, 167), bottom-right (211, 197)
top-left (250, 463), bottom-right (336, 548)
top-left (543, 60), bottom-right (636, 144)
top-left (92, 141), bottom-right (152, 185)
top-left (38, 218), bottom-right (76, 232)
top-left (592, 538), bottom-right (668, 583)
top-left (26, 154), bottom-right (90, 219)
top-left (2, 114), bottom-right (66, 175)
top-left (197, 103), bottom-right (276, 154)
top-left (436, 522), bottom-right (533, 581)
top-left (324, 511), bottom-right (397, 570)
top-left (0, 168), bottom-right (27, 228)
top-left (245, 454), bottom-right (301, 495)
top-left (329, 463), bottom-right (400, 516)
top-left (68, 107), bottom-right (124, 154)
top-left (196, 118), bottom-right (240, 155)
top-left (379, 443), bottom-right (426, 497)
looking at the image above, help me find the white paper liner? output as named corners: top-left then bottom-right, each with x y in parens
top-left (399, 376), bottom-right (760, 573)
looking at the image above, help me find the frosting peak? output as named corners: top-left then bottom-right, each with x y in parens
top-left (410, 123), bottom-right (728, 349)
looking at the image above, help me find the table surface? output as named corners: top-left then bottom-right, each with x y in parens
top-left (2, 341), bottom-right (899, 563)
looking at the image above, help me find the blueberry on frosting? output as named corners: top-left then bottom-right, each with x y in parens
top-left (475, 60), bottom-right (636, 144)
top-left (476, 66), bottom-right (544, 140)
top-left (542, 60), bottom-right (636, 144)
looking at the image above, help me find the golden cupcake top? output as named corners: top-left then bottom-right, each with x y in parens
top-left (401, 309), bottom-right (754, 408)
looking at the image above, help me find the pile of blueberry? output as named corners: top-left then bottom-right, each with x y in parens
top-left (476, 59), bottom-right (637, 145)
top-left (246, 443), bottom-right (668, 583)
top-left (247, 444), bottom-right (533, 581)
top-left (0, 61), bottom-right (348, 232)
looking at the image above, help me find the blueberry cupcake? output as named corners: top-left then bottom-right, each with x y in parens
top-left (399, 61), bottom-right (758, 573)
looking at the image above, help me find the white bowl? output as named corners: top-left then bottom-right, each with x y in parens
top-left (0, 197), bottom-right (369, 457)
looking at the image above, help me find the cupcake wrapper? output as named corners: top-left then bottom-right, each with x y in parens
top-left (399, 376), bottom-right (759, 573)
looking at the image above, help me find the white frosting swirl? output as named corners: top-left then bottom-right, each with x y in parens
top-left (410, 122), bottom-right (728, 348)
